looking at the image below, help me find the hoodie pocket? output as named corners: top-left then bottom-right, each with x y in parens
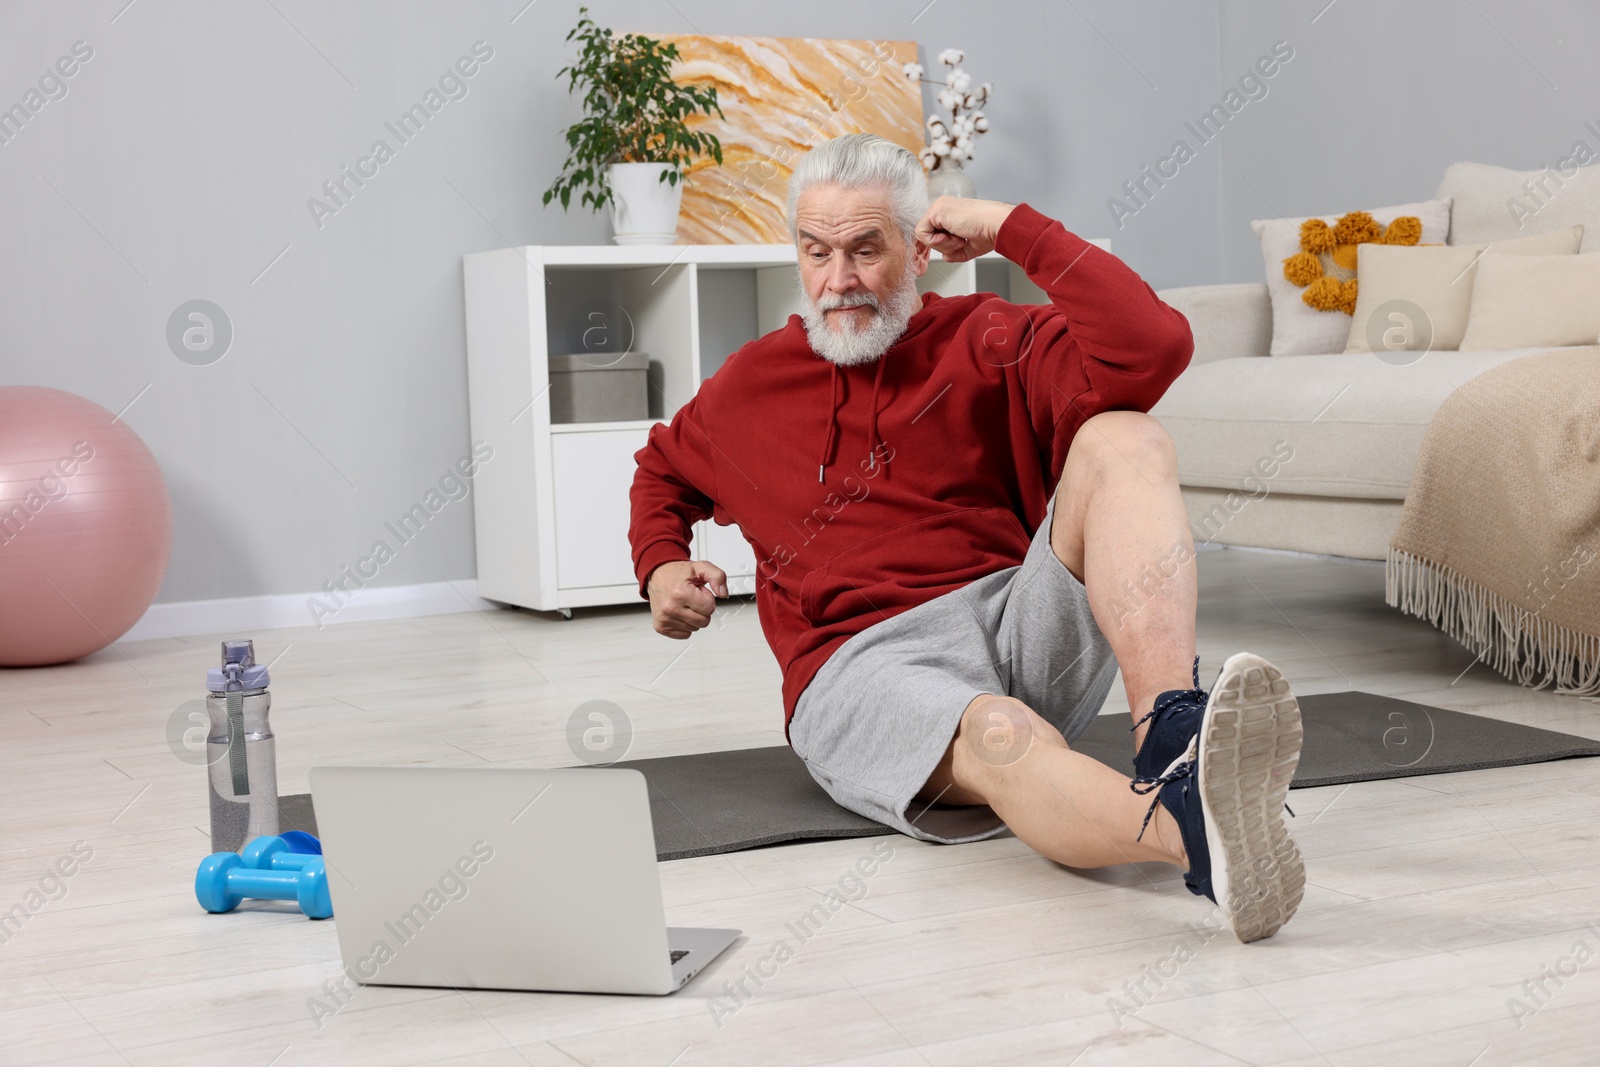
top-left (799, 506), bottom-right (1031, 627)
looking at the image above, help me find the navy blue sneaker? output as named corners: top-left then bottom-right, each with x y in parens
top-left (1131, 652), bottom-right (1305, 943)
top-left (1132, 655), bottom-right (1208, 782)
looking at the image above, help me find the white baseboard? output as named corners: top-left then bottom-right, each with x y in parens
top-left (122, 578), bottom-right (499, 642)
top-left (1215, 543), bottom-right (1383, 564)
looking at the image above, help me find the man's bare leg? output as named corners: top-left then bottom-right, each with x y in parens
top-left (918, 694), bottom-right (1188, 870)
top-left (915, 424), bottom-right (1305, 936)
top-left (1050, 410), bottom-right (1199, 753)
top-left (913, 410), bottom-right (1201, 869)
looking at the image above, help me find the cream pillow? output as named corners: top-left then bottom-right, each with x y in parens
top-left (1458, 253), bottom-right (1600, 350)
top-left (1437, 161), bottom-right (1600, 253)
top-left (1344, 226), bottom-right (1583, 353)
top-left (1253, 199), bottom-right (1452, 356)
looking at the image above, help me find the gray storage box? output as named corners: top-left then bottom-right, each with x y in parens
top-left (548, 351), bottom-right (649, 423)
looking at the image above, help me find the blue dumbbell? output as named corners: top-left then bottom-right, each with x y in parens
top-left (195, 852), bottom-right (332, 919)
top-left (239, 835), bottom-right (321, 872)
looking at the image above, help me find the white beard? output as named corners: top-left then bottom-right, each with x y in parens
top-left (798, 267), bottom-right (922, 367)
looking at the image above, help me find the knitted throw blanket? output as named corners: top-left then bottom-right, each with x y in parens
top-left (1387, 346), bottom-right (1600, 697)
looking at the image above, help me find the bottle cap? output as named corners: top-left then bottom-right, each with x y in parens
top-left (206, 665), bottom-right (270, 691)
top-left (206, 638), bottom-right (271, 691)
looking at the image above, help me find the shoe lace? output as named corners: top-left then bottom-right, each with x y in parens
top-left (1129, 655), bottom-right (1206, 739)
top-left (1128, 741), bottom-right (1197, 843)
top-left (1126, 655), bottom-right (1302, 842)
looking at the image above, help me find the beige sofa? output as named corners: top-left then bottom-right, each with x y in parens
top-left (1151, 161), bottom-right (1600, 560)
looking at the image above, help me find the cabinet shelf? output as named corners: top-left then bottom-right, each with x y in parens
top-left (549, 418), bottom-right (664, 434)
top-left (536, 243), bottom-right (796, 268)
top-left (462, 238), bottom-right (1109, 613)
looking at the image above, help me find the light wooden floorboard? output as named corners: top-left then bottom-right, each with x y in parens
top-left (2, 548), bottom-right (1598, 1065)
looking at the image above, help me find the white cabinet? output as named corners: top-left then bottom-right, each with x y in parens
top-left (461, 239), bottom-right (1108, 614)
top-left (552, 428), bottom-right (651, 589)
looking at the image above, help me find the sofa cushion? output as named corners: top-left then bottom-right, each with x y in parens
top-left (1343, 226), bottom-right (1583, 353)
top-left (1460, 253), bottom-right (1600, 350)
top-left (1437, 160), bottom-right (1600, 252)
top-left (1252, 199), bottom-right (1451, 357)
top-left (1151, 347), bottom-right (1562, 500)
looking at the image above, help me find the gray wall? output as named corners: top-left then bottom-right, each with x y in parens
top-left (1213, 0), bottom-right (1600, 282)
top-left (0, 1), bottom-right (1586, 605)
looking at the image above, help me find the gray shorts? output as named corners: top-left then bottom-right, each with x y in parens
top-left (788, 500), bottom-right (1120, 844)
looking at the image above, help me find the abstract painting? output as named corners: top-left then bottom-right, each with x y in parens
top-left (653, 35), bottom-right (924, 244)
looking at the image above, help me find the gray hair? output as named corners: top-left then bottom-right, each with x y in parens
top-left (785, 133), bottom-right (928, 247)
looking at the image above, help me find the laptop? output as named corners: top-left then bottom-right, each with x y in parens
top-left (308, 765), bottom-right (741, 995)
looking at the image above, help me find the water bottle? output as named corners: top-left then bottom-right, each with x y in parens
top-left (206, 639), bottom-right (279, 852)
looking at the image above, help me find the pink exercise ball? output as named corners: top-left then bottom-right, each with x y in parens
top-left (0, 386), bottom-right (172, 666)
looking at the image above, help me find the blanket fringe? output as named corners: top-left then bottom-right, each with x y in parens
top-left (1386, 548), bottom-right (1600, 698)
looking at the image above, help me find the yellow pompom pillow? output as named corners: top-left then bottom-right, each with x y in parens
top-left (1282, 211), bottom-right (1423, 314)
top-left (1252, 199), bottom-right (1452, 356)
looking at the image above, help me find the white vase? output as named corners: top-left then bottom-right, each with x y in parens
top-left (607, 162), bottom-right (683, 245)
top-left (927, 159), bottom-right (977, 200)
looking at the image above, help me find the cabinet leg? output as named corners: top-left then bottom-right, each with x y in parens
top-left (557, 608), bottom-right (574, 620)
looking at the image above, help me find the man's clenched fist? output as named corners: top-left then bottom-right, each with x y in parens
top-left (914, 195), bottom-right (1016, 263)
top-left (646, 559), bottom-right (729, 639)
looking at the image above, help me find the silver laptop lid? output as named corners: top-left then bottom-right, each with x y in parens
top-left (308, 765), bottom-right (676, 995)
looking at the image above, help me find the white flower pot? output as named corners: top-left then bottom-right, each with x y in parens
top-left (607, 162), bottom-right (683, 245)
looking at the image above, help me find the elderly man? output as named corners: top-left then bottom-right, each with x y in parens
top-left (629, 134), bottom-right (1304, 942)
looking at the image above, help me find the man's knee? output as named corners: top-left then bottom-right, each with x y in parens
top-left (1063, 411), bottom-right (1177, 485)
top-left (953, 694), bottom-right (1067, 781)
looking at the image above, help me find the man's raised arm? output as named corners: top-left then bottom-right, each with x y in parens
top-left (919, 195), bottom-right (1193, 471)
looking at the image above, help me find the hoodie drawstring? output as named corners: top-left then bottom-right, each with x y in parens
top-left (819, 362), bottom-right (841, 483)
top-left (867, 355), bottom-right (887, 473)
top-left (819, 356), bottom-right (891, 483)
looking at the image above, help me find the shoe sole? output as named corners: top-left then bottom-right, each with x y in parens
top-left (1197, 652), bottom-right (1305, 943)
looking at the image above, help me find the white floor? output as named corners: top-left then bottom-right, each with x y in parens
top-left (4, 548), bottom-right (1599, 1066)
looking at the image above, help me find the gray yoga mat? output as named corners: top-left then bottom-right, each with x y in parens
top-left (1070, 690), bottom-right (1600, 789)
top-left (278, 793), bottom-right (319, 838)
top-left (281, 692), bottom-right (1600, 860)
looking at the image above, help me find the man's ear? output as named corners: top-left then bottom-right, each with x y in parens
top-left (911, 236), bottom-right (932, 278)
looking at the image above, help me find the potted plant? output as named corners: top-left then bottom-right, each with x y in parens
top-left (902, 48), bottom-right (992, 199)
top-left (543, 7), bottom-right (726, 244)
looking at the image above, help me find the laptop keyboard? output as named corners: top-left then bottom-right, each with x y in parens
top-left (670, 949), bottom-right (689, 965)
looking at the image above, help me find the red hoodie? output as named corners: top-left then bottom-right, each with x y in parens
top-left (628, 202), bottom-right (1193, 735)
